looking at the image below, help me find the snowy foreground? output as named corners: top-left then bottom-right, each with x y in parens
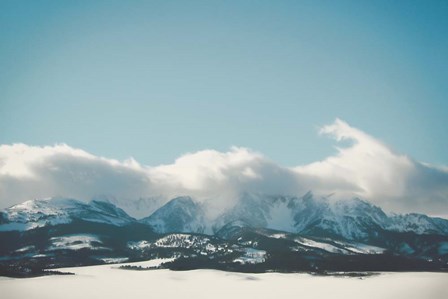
top-left (1, 259), bottom-right (447, 299)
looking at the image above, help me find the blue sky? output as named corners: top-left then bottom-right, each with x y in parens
top-left (1, 0), bottom-right (447, 167)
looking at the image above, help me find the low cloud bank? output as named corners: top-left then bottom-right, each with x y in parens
top-left (1, 119), bottom-right (447, 217)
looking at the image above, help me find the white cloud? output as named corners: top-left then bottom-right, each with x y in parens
top-left (295, 119), bottom-right (448, 215)
top-left (148, 147), bottom-right (301, 206)
top-left (0, 144), bottom-right (302, 216)
top-left (0, 143), bottom-right (153, 209)
top-left (0, 119), bottom-right (447, 217)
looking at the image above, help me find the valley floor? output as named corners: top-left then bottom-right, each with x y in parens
top-left (0, 260), bottom-right (447, 299)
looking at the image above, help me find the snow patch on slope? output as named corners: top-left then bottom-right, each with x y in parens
top-left (266, 200), bottom-right (295, 232)
top-left (234, 248), bottom-right (266, 264)
top-left (294, 237), bottom-right (349, 254)
top-left (48, 234), bottom-right (105, 251)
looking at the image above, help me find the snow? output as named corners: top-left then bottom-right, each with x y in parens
top-left (295, 237), bottom-right (349, 254)
top-left (127, 235), bottom-right (218, 255)
top-left (387, 213), bottom-right (448, 235)
top-left (1, 266), bottom-right (447, 299)
top-left (48, 234), bottom-right (104, 251)
top-left (98, 257), bottom-right (129, 264)
top-left (154, 234), bottom-right (210, 248)
top-left (127, 240), bottom-right (152, 250)
top-left (116, 258), bottom-right (176, 268)
top-left (332, 241), bottom-right (385, 254)
top-left (343, 243), bottom-right (385, 254)
top-left (269, 233), bottom-right (287, 239)
top-left (3, 198), bottom-right (76, 229)
top-left (0, 197), bottom-right (134, 232)
top-left (141, 196), bottom-right (207, 234)
top-left (205, 243), bottom-right (217, 252)
top-left (15, 246), bottom-right (35, 253)
top-left (266, 200), bottom-right (295, 232)
top-left (234, 248), bottom-right (266, 264)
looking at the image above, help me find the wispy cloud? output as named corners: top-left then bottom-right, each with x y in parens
top-left (295, 119), bottom-right (448, 215)
top-left (1, 119), bottom-right (447, 217)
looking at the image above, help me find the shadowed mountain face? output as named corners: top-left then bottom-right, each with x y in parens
top-left (1, 194), bottom-right (448, 276)
top-left (2, 194), bottom-right (448, 239)
top-left (140, 196), bottom-right (206, 234)
top-left (139, 192), bottom-right (448, 241)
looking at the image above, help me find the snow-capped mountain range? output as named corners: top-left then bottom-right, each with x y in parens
top-left (213, 192), bottom-right (448, 240)
top-left (1, 193), bottom-right (448, 240)
top-left (1, 193), bottom-right (448, 276)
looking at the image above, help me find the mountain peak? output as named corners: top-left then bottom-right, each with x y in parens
top-left (0, 197), bottom-right (134, 231)
top-left (140, 196), bottom-right (206, 234)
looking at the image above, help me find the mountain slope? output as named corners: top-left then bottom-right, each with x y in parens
top-left (140, 196), bottom-right (207, 234)
top-left (214, 192), bottom-right (448, 241)
top-left (1, 195), bottom-right (448, 276)
top-left (2, 194), bottom-right (448, 240)
top-left (388, 213), bottom-right (448, 235)
top-left (0, 198), bottom-right (135, 231)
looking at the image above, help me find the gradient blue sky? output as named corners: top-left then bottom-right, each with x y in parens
top-left (1, 0), bottom-right (447, 166)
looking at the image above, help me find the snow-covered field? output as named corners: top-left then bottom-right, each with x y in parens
top-left (0, 261), bottom-right (447, 299)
